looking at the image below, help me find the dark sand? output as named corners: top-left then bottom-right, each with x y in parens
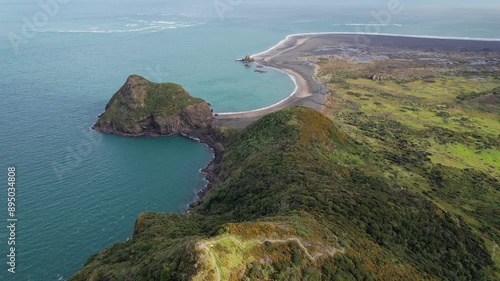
top-left (215, 33), bottom-right (500, 128)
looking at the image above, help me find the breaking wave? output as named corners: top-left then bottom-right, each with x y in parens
top-left (40, 17), bottom-right (203, 34)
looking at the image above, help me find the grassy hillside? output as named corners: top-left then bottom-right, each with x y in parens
top-left (71, 107), bottom-right (496, 281)
top-left (319, 58), bottom-right (500, 276)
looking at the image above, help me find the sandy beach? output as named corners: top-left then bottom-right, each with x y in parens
top-left (215, 33), bottom-right (500, 128)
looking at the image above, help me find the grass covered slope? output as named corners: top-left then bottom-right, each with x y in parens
top-left (93, 75), bottom-right (212, 136)
top-left (318, 57), bottom-right (500, 277)
top-left (103, 75), bottom-right (204, 123)
top-left (72, 107), bottom-right (495, 281)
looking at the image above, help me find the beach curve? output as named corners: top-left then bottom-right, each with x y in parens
top-left (215, 32), bottom-right (500, 128)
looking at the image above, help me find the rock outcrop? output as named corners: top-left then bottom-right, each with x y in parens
top-left (92, 75), bottom-right (224, 159)
top-left (93, 76), bottom-right (225, 204)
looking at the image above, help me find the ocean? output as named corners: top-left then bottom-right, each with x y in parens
top-left (1, 1), bottom-right (499, 280)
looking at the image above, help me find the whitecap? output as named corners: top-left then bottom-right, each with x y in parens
top-left (39, 21), bottom-right (202, 34)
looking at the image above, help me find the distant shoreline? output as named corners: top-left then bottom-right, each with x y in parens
top-left (214, 32), bottom-right (500, 128)
top-left (252, 32), bottom-right (500, 58)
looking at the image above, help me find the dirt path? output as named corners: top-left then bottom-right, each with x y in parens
top-left (197, 236), bottom-right (345, 281)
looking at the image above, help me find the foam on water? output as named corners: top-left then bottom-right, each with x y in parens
top-left (39, 19), bottom-right (203, 33)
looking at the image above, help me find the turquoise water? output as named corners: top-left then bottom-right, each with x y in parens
top-left (1, 1), bottom-right (499, 280)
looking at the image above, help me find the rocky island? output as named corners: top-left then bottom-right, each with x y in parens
top-left (92, 75), bottom-right (224, 158)
top-left (93, 75), bottom-right (216, 138)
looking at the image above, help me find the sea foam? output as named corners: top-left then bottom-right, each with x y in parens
top-left (39, 19), bottom-right (203, 34)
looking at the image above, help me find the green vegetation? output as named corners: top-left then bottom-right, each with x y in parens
top-left (100, 75), bottom-right (204, 130)
top-left (71, 106), bottom-right (497, 280)
top-left (320, 59), bottom-right (500, 277)
top-left (456, 86), bottom-right (500, 101)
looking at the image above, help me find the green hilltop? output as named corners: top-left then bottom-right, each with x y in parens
top-left (94, 75), bottom-right (206, 134)
top-left (71, 107), bottom-right (495, 281)
top-left (103, 75), bottom-right (204, 121)
top-left (92, 75), bottom-right (217, 140)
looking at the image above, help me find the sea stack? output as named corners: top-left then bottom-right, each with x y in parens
top-left (92, 75), bottom-right (223, 153)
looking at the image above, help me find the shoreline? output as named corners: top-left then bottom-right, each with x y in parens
top-left (214, 62), bottom-right (321, 128)
top-left (216, 65), bottom-right (300, 116)
top-left (98, 32), bottom-right (500, 211)
top-left (90, 126), bottom-right (225, 213)
top-left (214, 32), bottom-right (500, 128)
top-left (252, 32), bottom-right (500, 58)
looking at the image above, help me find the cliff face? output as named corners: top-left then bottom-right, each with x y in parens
top-left (92, 75), bottom-right (223, 153)
top-left (94, 101), bottom-right (218, 141)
